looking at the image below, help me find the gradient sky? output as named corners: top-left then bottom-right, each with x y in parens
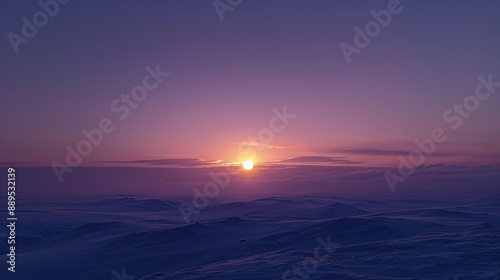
top-left (1, 1), bottom-right (500, 196)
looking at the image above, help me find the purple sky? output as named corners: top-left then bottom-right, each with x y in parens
top-left (1, 1), bottom-right (500, 196)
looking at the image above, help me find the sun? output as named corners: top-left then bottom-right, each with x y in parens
top-left (243, 160), bottom-right (254, 170)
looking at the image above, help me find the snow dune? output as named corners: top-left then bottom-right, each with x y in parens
top-left (1, 196), bottom-right (499, 279)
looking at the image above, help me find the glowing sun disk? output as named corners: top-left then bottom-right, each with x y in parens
top-left (243, 160), bottom-right (254, 170)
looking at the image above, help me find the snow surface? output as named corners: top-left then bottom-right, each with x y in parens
top-left (1, 195), bottom-right (499, 279)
